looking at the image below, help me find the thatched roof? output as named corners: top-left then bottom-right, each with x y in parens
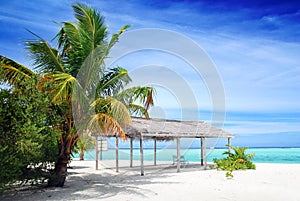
top-left (124, 117), bottom-right (234, 140)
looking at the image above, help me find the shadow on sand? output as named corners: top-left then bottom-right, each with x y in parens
top-left (1, 162), bottom-right (209, 201)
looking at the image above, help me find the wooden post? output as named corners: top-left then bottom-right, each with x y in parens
top-left (96, 136), bottom-right (99, 170)
top-left (203, 137), bottom-right (207, 170)
top-left (116, 137), bottom-right (119, 173)
top-left (100, 138), bottom-right (103, 160)
top-left (140, 135), bottom-right (144, 176)
top-left (200, 137), bottom-right (204, 166)
top-left (130, 138), bottom-right (133, 168)
top-left (154, 137), bottom-right (157, 166)
top-left (228, 137), bottom-right (231, 153)
top-left (177, 138), bottom-right (180, 173)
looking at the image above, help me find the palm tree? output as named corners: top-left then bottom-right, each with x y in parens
top-left (77, 131), bottom-right (96, 160)
top-left (0, 3), bottom-right (154, 187)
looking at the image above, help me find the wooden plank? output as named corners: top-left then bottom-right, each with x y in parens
top-left (130, 138), bottom-right (133, 167)
top-left (116, 137), bottom-right (119, 173)
top-left (98, 139), bottom-right (108, 151)
top-left (140, 135), bottom-right (144, 176)
top-left (177, 138), bottom-right (181, 173)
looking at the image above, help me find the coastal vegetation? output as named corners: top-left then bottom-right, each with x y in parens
top-left (76, 132), bottom-right (96, 160)
top-left (0, 3), bottom-right (154, 190)
top-left (211, 145), bottom-right (256, 178)
top-left (0, 75), bottom-right (61, 191)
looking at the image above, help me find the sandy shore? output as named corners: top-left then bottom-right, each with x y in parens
top-left (2, 159), bottom-right (300, 201)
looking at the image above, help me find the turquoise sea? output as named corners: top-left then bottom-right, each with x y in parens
top-left (75, 147), bottom-right (300, 164)
top-left (74, 110), bottom-right (300, 164)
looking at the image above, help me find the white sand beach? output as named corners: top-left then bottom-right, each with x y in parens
top-left (2, 159), bottom-right (300, 201)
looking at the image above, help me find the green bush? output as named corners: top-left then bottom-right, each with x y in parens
top-left (0, 77), bottom-right (61, 191)
top-left (212, 145), bottom-right (256, 178)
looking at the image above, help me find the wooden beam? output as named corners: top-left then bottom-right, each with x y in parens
top-left (116, 137), bottom-right (119, 173)
top-left (200, 137), bottom-right (204, 166)
top-left (203, 137), bottom-right (207, 170)
top-left (140, 135), bottom-right (144, 176)
top-left (130, 138), bottom-right (133, 167)
top-left (154, 137), bottom-right (157, 166)
top-left (100, 138), bottom-right (103, 160)
top-left (96, 136), bottom-right (99, 170)
top-left (177, 138), bottom-right (181, 173)
top-left (228, 137), bottom-right (231, 153)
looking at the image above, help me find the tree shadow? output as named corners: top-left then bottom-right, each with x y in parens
top-left (1, 162), bottom-right (193, 201)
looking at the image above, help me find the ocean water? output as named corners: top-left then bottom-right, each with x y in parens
top-left (75, 147), bottom-right (300, 164)
top-left (74, 110), bottom-right (300, 164)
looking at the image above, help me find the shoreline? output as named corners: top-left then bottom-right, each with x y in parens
top-left (115, 147), bottom-right (300, 149)
top-left (74, 147), bottom-right (300, 164)
top-left (72, 158), bottom-right (300, 165)
top-left (2, 160), bottom-right (300, 201)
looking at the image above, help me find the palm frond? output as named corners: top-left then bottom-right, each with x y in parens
top-left (114, 86), bottom-right (156, 110)
top-left (41, 73), bottom-right (83, 104)
top-left (97, 66), bottom-right (132, 97)
top-left (108, 97), bottom-right (132, 126)
top-left (54, 22), bottom-right (85, 77)
top-left (129, 103), bottom-right (150, 119)
top-left (90, 97), bottom-right (111, 116)
top-left (144, 87), bottom-right (154, 110)
top-left (91, 97), bottom-right (131, 126)
top-left (26, 32), bottom-right (65, 73)
top-left (77, 24), bottom-right (130, 95)
top-left (72, 3), bottom-right (107, 57)
top-left (88, 113), bottom-right (126, 139)
top-left (0, 55), bottom-right (34, 85)
top-left (54, 22), bottom-right (80, 54)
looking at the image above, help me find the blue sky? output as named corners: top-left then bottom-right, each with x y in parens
top-left (1, 0), bottom-right (300, 147)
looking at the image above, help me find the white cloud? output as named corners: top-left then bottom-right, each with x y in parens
top-left (1, 0), bottom-right (300, 113)
top-left (225, 120), bottom-right (300, 135)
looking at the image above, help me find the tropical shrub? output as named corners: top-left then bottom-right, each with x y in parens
top-left (212, 145), bottom-right (256, 178)
top-left (0, 77), bottom-right (61, 191)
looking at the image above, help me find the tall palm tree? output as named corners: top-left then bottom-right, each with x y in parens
top-left (0, 3), bottom-right (154, 187)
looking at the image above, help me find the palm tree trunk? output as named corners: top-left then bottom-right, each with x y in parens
top-left (47, 114), bottom-right (78, 187)
top-left (80, 149), bottom-right (85, 160)
top-left (48, 152), bottom-right (69, 187)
